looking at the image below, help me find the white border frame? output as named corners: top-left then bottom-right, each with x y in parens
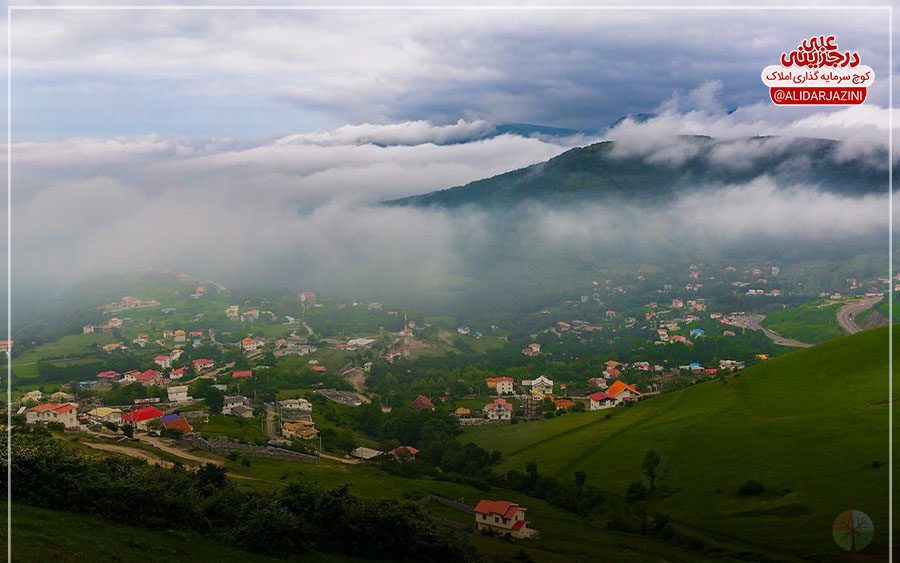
top-left (5, 5), bottom-right (895, 562)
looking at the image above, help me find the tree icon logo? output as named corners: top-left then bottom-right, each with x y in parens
top-left (832, 510), bottom-right (874, 552)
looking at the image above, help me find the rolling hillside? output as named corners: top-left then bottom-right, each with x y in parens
top-left (388, 137), bottom-right (886, 209)
top-left (466, 327), bottom-right (892, 560)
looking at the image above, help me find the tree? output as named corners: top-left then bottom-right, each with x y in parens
top-left (574, 470), bottom-right (587, 487)
top-left (121, 424), bottom-right (134, 438)
top-left (641, 450), bottom-right (661, 491)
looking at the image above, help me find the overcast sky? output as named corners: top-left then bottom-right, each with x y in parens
top-left (2, 2), bottom-right (897, 302)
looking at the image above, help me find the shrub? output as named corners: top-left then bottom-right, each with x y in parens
top-left (737, 480), bottom-right (765, 496)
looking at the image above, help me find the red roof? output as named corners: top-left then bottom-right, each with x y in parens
top-left (122, 406), bottom-right (164, 423)
top-left (193, 358), bottom-right (214, 367)
top-left (233, 370), bottom-right (252, 378)
top-left (474, 500), bottom-right (523, 520)
top-left (170, 368), bottom-right (186, 376)
top-left (511, 519), bottom-right (527, 531)
top-left (412, 395), bottom-right (435, 410)
top-left (388, 446), bottom-right (419, 456)
top-left (589, 391), bottom-right (612, 401)
top-left (97, 370), bottom-right (120, 379)
top-left (27, 402), bottom-right (74, 414)
top-left (311, 365), bottom-right (327, 372)
top-left (606, 368), bottom-right (622, 377)
top-left (135, 370), bottom-right (161, 381)
top-left (487, 398), bottom-right (513, 410)
top-left (487, 376), bottom-right (514, 383)
top-left (553, 398), bottom-right (575, 408)
top-left (154, 355), bottom-right (171, 362)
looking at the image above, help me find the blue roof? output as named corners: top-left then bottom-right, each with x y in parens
top-left (160, 413), bottom-right (180, 423)
top-left (688, 362), bottom-right (702, 367)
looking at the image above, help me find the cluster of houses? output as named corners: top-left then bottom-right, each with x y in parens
top-left (22, 395), bottom-right (195, 434)
top-left (278, 397), bottom-right (320, 440)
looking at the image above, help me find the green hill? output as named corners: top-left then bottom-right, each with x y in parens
top-left (388, 137), bottom-right (886, 209)
top-left (2, 503), bottom-right (364, 563)
top-left (466, 327), bottom-right (892, 560)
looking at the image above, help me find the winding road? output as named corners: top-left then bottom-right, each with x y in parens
top-left (836, 295), bottom-right (884, 334)
top-left (727, 314), bottom-right (812, 348)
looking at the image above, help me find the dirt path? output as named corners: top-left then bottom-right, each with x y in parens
top-left (837, 295), bottom-right (884, 334)
top-left (82, 441), bottom-right (174, 468)
top-left (264, 403), bottom-right (277, 440)
top-left (320, 452), bottom-right (360, 465)
top-left (140, 436), bottom-right (224, 466)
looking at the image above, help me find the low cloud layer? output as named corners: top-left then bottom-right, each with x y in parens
top-left (7, 94), bottom-right (893, 307)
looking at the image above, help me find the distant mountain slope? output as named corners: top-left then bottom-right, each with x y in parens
top-left (466, 327), bottom-right (892, 559)
top-left (388, 136), bottom-right (887, 209)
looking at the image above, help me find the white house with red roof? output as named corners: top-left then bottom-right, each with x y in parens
top-left (587, 391), bottom-right (616, 410)
top-left (25, 402), bottom-right (78, 429)
top-left (193, 358), bottom-right (215, 372)
top-left (483, 398), bottom-right (513, 421)
top-left (474, 500), bottom-right (534, 539)
top-left (240, 337), bottom-right (258, 352)
top-left (154, 354), bottom-right (173, 369)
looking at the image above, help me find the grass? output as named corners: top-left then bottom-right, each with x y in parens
top-left (465, 327), bottom-right (892, 560)
top-left (12, 333), bottom-right (116, 381)
top-left (194, 414), bottom-right (268, 443)
top-left (761, 301), bottom-right (844, 343)
top-left (3, 503), bottom-right (363, 562)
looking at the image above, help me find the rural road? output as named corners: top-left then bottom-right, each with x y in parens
top-left (728, 314), bottom-right (812, 348)
top-left (83, 441), bottom-right (173, 468)
top-left (836, 295), bottom-right (884, 334)
top-left (264, 403), bottom-right (277, 440)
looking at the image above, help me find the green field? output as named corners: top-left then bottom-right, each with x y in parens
top-left (194, 414), bottom-right (267, 443)
top-left (761, 301), bottom-right (845, 343)
top-left (466, 327), bottom-right (892, 560)
top-left (4, 503), bottom-right (361, 563)
top-left (12, 333), bottom-right (116, 382)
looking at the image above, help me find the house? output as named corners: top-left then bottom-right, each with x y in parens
top-left (282, 420), bottom-right (319, 439)
top-left (226, 305), bottom-right (239, 319)
top-left (102, 342), bottom-right (124, 353)
top-left (411, 395), bottom-right (435, 411)
top-left (167, 385), bottom-right (190, 403)
top-left (122, 406), bottom-right (164, 430)
top-left (241, 309), bottom-right (260, 322)
top-left (603, 367), bottom-right (622, 378)
top-left (87, 406), bottom-right (122, 423)
top-left (486, 376), bottom-right (515, 395)
top-left (232, 370), bottom-right (253, 379)
top-left (350, 446), bottom-right (384, 460)
top-left (521, 396), bottom-right (543, 419)
top-left (135, 370), bottom-right (163, 386)
top-left (522, 375), bottom-right (553, 398)
top-left (474, 500), bottom-right (533, 539)
top-left (162, 416), bottom-right (193, 434)
top-left (193, 358), bottom-right (215, 372)
top-left (311, 365), bottom-right (327, 373)
top-left (97, 370), bottom-right (121, 380)
top-left (240, 337), bottom-right (258, 352)
top-left (690, 328), bottom-right (705, 339)
top-left (454, 407), bottom-right (471, 417)
top-left (279, 398), bottom-right (312, 412)
top-left (553, 398), bottom-right (575, 409)
top-left (174, 330), bottom-right (187, 343)
top-left (222, 396), bottom-right (251, 416)
top-left (521, 343), bottom-right (541, 356)
top-left (83, 324), bottom-right (95, 334)
top-left (231, 405), bottom-right (254, 418)
top-left (299, 291), bottom-right (317, 304)
top-left (154, 354), bottom-right (173, 369)
top-left (26, 403), bottom-right (78, 429)
top-left (50, 391), bottom-right (74, 402)
top-left (606, 380), bottom-right (643, 404)
top-left (388, 446), bottom-right (419, 460)
top-left (484, 398), bottom-right (513, 421)
top-left (133, 334), bottom-right (150, 346)
top-left (587, 391), bottom-right (616, 410)
top-left (169, 367), bottom-right (186, 379)
top-left (170, 349), bottom-right (184, 361)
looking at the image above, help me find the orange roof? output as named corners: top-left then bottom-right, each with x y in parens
top-left (241, 337), bottom-right (255, 344)
top-left (553, 398), bottom-right (575, 408)
top-left (606, 380), bottom-right (641, 398)
top-left (162, 417), bottom-right (193, 433)
top-left (27, 402), bottom-right (74, 414)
